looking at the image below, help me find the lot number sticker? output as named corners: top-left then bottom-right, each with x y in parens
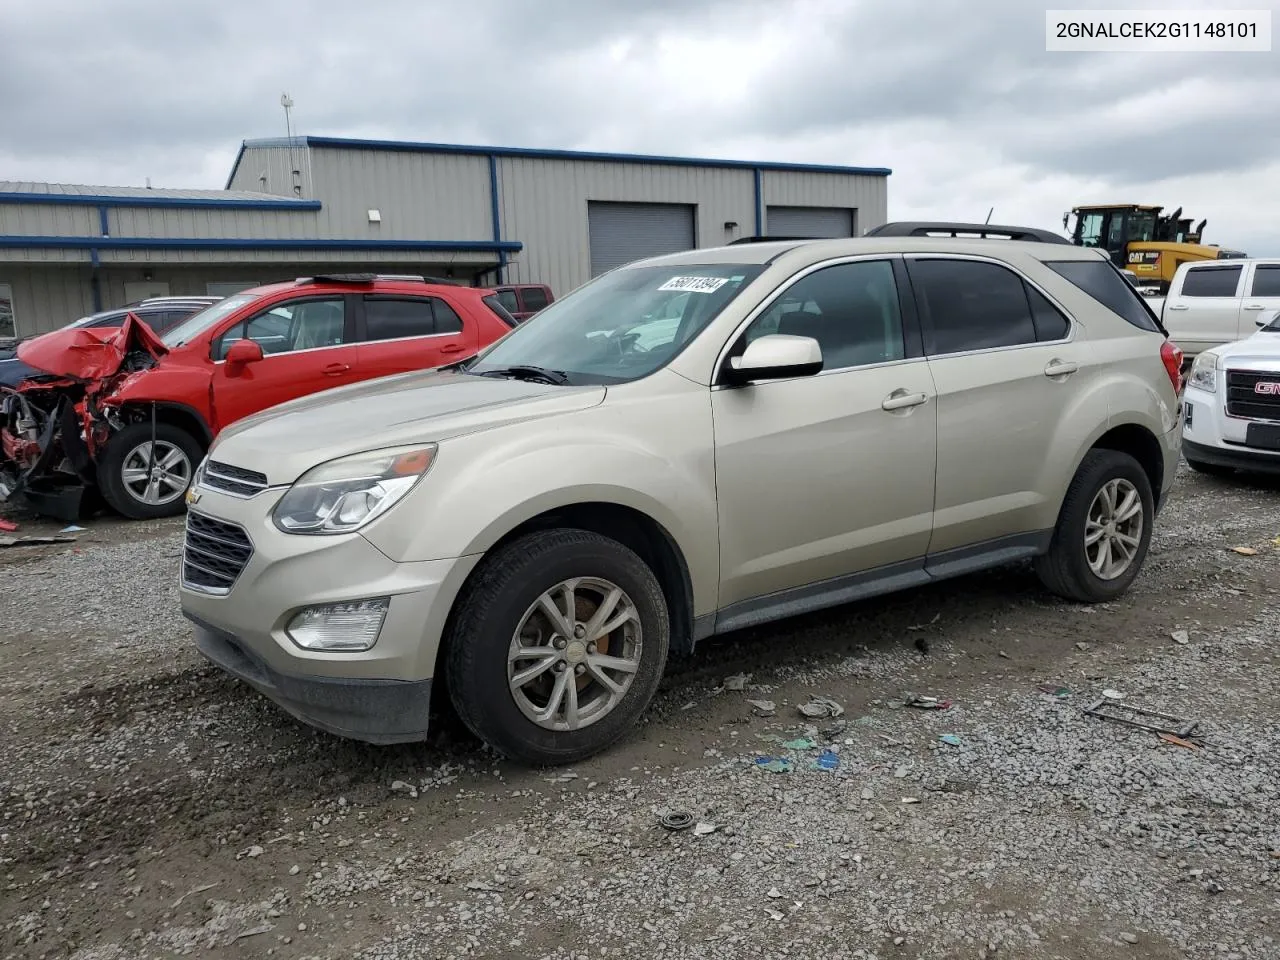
top-left (658, 276), bottom-right (730, 294)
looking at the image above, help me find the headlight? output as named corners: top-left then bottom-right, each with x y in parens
top-left (1187, 353), bottom-right (1217, 393)
top-left (272, 444), bottom-right (437, 535)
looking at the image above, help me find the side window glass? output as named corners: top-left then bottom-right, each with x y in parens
top-left (1182, 265), bottom-right (1242, 298)
top-left (214, 299), bottom-right (346, 360)
top-left (1026, 285), bottom-right (1070, 341)
top-left (432, 299), bottom-right (464, 334)
top-left (1250, 265), bottom-right (1280, 297)
top-left (910, 259), bottom-right (1037, 355)
top-left (496, 290), bottom-right (520, 313)
top-left (740, 260), bottom-right (905, 369)
top-left (364, 298), bottom-right (436, 341)
top-left (521, 287), bottom-right (550, 312)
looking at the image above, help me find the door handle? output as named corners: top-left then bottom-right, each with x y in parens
top-left (1244, 304), bottom-right (1265, 310)
top-left (1168, 304), bottom-right (1189, 311)
top-left (881, 390), bottom-right (928, 411)
top-left (322, 362), bottom-right (350, 376)
top-left (439, 343), bottom-right (465, 354)
top-left (1044, 359), bottom-right (1079, 378)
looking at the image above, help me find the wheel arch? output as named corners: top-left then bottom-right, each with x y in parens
top-left (113, 401), bottom-right (213, 451)
top-left (1086, 421), bottom-right (1167, 508)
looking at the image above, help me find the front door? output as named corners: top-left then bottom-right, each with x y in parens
top-left (208, 295), bottom-right (360, 431)
top-left (904, 255), bottom-right (1098, 556)
top-left (712, 258), bottom-right (938, 610)
top-left (1241, 263), bottom-right (1280, 336)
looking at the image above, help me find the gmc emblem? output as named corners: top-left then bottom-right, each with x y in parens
top-left (1255, 381), bottom-right (1280, 396)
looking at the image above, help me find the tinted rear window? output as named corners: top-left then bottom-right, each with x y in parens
top-left (1181, 265), bottom-right (1242, 298)
top-left (521, 287), bottom-right (550, 312)
top-left (482, 294), bottom-right (519, 328)
top-left (1250, 265), bottom-right (1280, 298)
top-left (1044, 260), bottom-right (1161, 332)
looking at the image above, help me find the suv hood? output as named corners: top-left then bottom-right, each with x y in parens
top-left (15, 314), bottom-right (167, 381)
top-left (1214, 328), bottom-right (1280, 366)
top-left (209, 368), bottom-right (606, 486)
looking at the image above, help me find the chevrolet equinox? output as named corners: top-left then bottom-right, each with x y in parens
top-left (180, 224), bottom-right (1184, 765)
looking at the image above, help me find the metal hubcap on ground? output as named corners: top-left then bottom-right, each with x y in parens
top-left (507, 577), bottom-right (642, 732)
top-left (1085, 478), bottom-right (1144, 580)
top-left (121, 441), bottom-right (192, 506)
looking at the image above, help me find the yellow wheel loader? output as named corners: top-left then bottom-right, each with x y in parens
top-left (1065, 204), bottom-right (1247, 295)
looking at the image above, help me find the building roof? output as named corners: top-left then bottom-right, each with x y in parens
top-left (0, 180), bottom-right (319, 210)
top-left (228, 135), bottom-right (892, 188)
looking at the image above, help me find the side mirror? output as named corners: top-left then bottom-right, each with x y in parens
top-left (224, 338), bottom-right (264, 373)
top-left (722, 334), bottom-right (823, 386)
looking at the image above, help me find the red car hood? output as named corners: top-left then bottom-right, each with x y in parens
top-left (16, 314), bottom-right (168, 381)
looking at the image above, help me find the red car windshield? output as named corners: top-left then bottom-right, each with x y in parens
top-left (162, 293), bottom-right (259, 348)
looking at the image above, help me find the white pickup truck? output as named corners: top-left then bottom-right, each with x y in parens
top-left (1153, 258), bottom-right (1280, 358)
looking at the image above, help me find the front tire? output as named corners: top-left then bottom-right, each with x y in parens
top-left (97, 422), bottom-right (202, 520)
top-left (445, 529), bottom-right (669, 766)
top-left (1035, 449), bottom-right (1154, 604)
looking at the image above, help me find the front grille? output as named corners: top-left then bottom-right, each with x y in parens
top-left (182, 511), bottom-right (254, 594)
top-left (203, 460), bottom-right (269, 497)
top-left (1225, 370), bottom-right (1280, 421)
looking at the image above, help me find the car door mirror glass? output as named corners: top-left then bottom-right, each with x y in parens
top-left (724, 334), bottom-right (823, 385)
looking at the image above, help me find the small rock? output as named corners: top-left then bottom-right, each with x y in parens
top-left (1119, 933), bottom-right (1138, 945)
top-left (766, 887), bottom-right (783, 899)
top-left (1171, 629), bottom-right (1190, 645)
top-left (289, 865), bottom-right (300, 876)
top-left (246, 845), bottom-right (264, 859)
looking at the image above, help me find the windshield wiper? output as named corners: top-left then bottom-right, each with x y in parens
top-left (474, 364), bottom-right (570, 385)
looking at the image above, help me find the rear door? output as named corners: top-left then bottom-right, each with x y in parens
top-left (209, 294), bottom-right (360, 429)
top-left (1242, 262), bottom-right (1280, 335)
top-left (354, 294), bottom-right (478, 378)
top-left (518, 285), bottom-right (551, 317)
top-left (1163, 263), bottom-right (1245, 352)
top-left (905, 255), bottom-right (1097, 560)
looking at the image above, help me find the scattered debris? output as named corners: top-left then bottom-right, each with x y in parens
top-left (822, 719), bottom-right (849, 737)
top-left (169, 882), bottom-right (220, 909)
top-left (781, 738), bottom-right (817, 751)
top-left (914, 637), bottom-right (930, 655)
top-left (893, 764), bottom-right (912, 779)
top-left (724, 673), bottom-right (750, 692)
top-left (244, 845), bottom-right (264, 859)
top-left (903, 694), bottom-right (952, 710)
top-left (1119, 933), bottom-right (1139, 945)
top-left (998, 650), bottom-right (1011, 659)
top-left (939, 734), bottom-right (963, 747)
top-left (1084, 698), bottom-right (1200, 739)
top-left (659, 811), bottom-right (695, 831)
top-left (546, 772), bottom-right (579, 784)
top-left (1171, 629), bottom-right (1190, 645)
top-left (811, 750), bottom-right (840, 771)
top-left (1102, 689), bottom-right (1125, 701)
top-left (1229, 546), bottom-right (1257, 556)
top-left (390, 779), bottom-right (419, 797)
top-left (747, 699), bottom-right (776, 716)
top-left (0, 535), bottom-right (76, 548)
top-left (693, 821), bottom-right (717, 836)
top-left (798, 695), bottom-right (844, 719)
top-left (1157, 732), bottom-right (1200, 750)
top-left (1075, 641), bottom-right (1090, 651)
top-left (232, 924), bottom-right (275, 943)
top-left (901, 797), bottom-right (921, 804)
top-left (59, 524), bottom-right (86, 533)
top-left (766, 887), bottom-right (783, 899)
top-left (755, 757), bottom-right (793, 774)
top-left (0, 518), bottom-right (17, 532)
top-left (1037, 683), bottom-right (1071, 699)
top-left (906, 613), bottom-right (940, 631)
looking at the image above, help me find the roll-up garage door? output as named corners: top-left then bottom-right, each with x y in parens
top-left (765, 206), bottom-right (855, 238)
top-left (588, 202), bottom-right (697, 276)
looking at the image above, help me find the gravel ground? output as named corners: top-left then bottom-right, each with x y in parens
top-left (2, 463), bottom-right (1279, 960)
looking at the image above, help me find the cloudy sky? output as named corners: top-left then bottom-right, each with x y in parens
top-left (2, 0), bottom-right (1278, 253)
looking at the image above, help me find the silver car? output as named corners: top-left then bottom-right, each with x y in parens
top-left (180, 226), bottom-right (1183, 765)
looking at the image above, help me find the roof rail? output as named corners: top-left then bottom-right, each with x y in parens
top-left (727, 235), bottom-right (821, 245)
top-left (294, 273), bottom-right (467, 286)
top-left (864, 221), bottom-right (1073, 244)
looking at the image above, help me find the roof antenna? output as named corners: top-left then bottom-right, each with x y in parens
top-left (145, 177), bottom-right (152, 190)
top-left (281, 92), bottom-right (302, 197)
top-left (985, 207), bottom-right (994, 224)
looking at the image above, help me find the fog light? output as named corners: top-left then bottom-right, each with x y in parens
top-left (286, 598), bottom-right (389, 651)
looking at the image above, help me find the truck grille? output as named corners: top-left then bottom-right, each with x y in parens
top-left (203, 460), bottom-right (269, 497)
top-left (182, 511), bottom-right (254, 594)
top-left (1225, 370), bottom-right (1280, 421)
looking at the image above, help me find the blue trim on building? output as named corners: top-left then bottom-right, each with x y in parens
top-left (89, 248), bottom-right (102, 310)
top-left (98, 206), bottom-right (110, 236)
top-left (0, 235), bottom-right (523, 253)
top-left (0, 191), bottom-right (321, 211)
top-left (487, 154), bottom-right (506, 285)
top-left (234, 135), bottom-right (893, 178)
top-left (753, 169), bottom-right (763, 236)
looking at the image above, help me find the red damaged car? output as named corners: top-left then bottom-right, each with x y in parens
top-left (0, 274), bottom-right (517, 520)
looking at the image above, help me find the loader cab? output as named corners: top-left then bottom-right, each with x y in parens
top-left (1068, 205), bottom-right (1157, 268)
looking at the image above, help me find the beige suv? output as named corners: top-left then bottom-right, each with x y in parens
top-left (180, 223), bottom-right (1184, 765)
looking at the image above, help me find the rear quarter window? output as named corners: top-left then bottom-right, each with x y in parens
top-left (482, 294), bottom-right (519, 328)
top-left (1043, 260), bottom-right (1161, 333)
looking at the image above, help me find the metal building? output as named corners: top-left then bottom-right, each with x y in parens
top-left (0, 137), bottom-right (890, 337)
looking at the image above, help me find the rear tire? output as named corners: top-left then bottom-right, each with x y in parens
top-left (444, 529), bottom-right (670, 766)
top-left (1035, 449), bottom-right (1154, 604)
top-left (97, 421), bottom-right (202, 520)
top-left (1185, 458), bottom-right (1235, 478)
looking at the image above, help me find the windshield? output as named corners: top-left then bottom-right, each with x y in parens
top-left (161, 293), bottom-right (259, 347)
top-left (466, 263), bottom-right (763, 385)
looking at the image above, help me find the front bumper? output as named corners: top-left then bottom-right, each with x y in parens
top-left (1183, 438), bottom-right (1280, 475)
top-left (191, 613), bottom-right (434, 744)
top-left (179, 482), bottom-right (481, 743)
top-left (1182, 385), bottom-right (1280, 474)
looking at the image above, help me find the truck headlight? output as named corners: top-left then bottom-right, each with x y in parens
top-left (273, 444), bottom-right (437, 535)
top-left (1187, 353), bottom-right (1217, 394)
